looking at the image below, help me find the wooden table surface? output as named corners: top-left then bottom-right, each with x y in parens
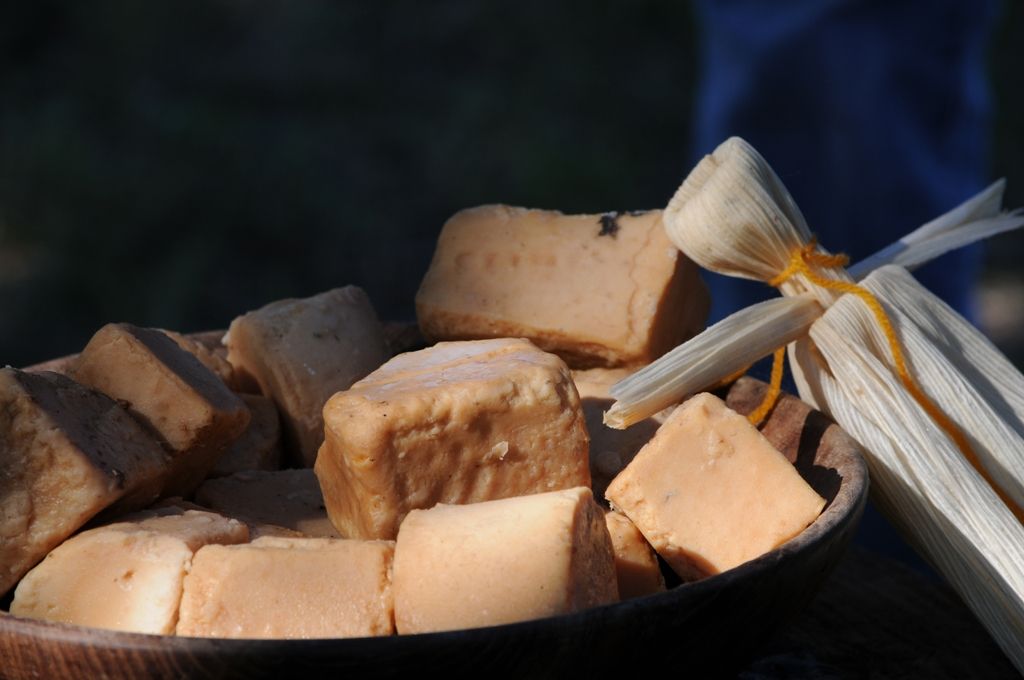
top-left (740, 545), bottom-right (1018, 679)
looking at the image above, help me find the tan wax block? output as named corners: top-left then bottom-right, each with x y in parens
top-left (23, 354), bottom-right (76, 376)
top-left (416, 206), bottom-right (709, 368)
top-left (316, 338), bottom-right (590, 540)
top-left (195, 469), bottom-right (339, 538)
top-left (10, 508), bottom-right (248, 634)
top-left (163, 330), bottom-right (250, 393)
top-left (247, 524), bottom-right (307, 539)
top-left (73, 323), bottom-right (251, 497)
top-left (604, 510), bottom-right (665, 600)
top-left (572, 368), bottom-right (670, 502)
top-left (114, 505), bottom-right (250, 550)
top-left (606, 393), bottom-right (826, 581)
top-left (151, 496), bottom-right (206, 510)
top-left (156, 496), bottom-right (304, 538)
top-left (0, 368), bottom-right (171, 594)
top-left (208, 394), bottom-right (282, 478)
top-left (177, 536), bottom-right (395, 639)
top-left (393, 487), bottom-right (617, 634)
top-left (153, 499), bottom-right (301, 541)
top-left (225, 286), bottom-right (390, 467)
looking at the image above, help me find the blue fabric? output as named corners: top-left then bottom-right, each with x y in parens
top-left (691, 0), bottom-right (998, 323)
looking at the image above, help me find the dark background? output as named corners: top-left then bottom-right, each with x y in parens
top-left (1, 0), bottom-right (1022, 369)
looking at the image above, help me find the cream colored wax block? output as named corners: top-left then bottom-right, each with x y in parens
top-left (572, 368), bottom-right (670, 501)
top-left (0, 368), bottom-right (171, 594)
top-left (10, 507), bottom-right (248, 634)
top-left (195, 469), bottom-right (339, 538)
top-left (393, 487), bottom-right (617, 634)
top-left (606, 393), bottom-right (826, 581)
top-left (416, 206), bottom-right (709, 368)
top-left (225, 286), bottom-right (390, 467)
top-left (73, 323), bottom-right (251, 498)
top-left (177, 536), bottom-right (395, 639)
top-left (316, 338), bottom-right (591, 540)
top-left (208, 394), bottom-right (282, 478)
top-left (604, 510), bottom-right (665, 600)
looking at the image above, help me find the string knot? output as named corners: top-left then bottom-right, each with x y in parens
top-left (767, 237), bottom-right (850, 288)
top-left (748, 238), bottom-right (852, 425)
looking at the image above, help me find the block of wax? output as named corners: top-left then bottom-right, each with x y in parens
top-left (207, 394), bottom-right (282, 478)
top-left (572, 368), bottom-right (670, 502)
top-left (604, 510), bottom-right (665, 600)
top-left (416, 206), bottom-right (709, 368)
top-left (163, 329), bottom-right (249, 393)
top-left (177, 536), bottom-right (395, 639)
top-left (194, 469), bottom-right (339, 538)
top-left (248, 524), bottom-right (307, 539)
top-left (224, 286), bottom-right (390, 467)
top-left (72, 323), bottom-right (251, 498)
top-left (10, 507), bottom-right (248, 634)
top-left (606, 393), bottom-right (826, 581)
top-left (0, 368), bottom-right (171, 594)
top-left (393, 487), bottom-right (617, 634)
top-left (316, 338), bottom-right (591, 540)
top-left (153, 498), bottom-right (303, 538)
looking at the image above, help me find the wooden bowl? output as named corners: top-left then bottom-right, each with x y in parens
top-left (0, 374), bottom-right (867, 679)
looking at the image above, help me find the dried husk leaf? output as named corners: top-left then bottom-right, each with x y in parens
top-left (789, 334), bottom-right (1024, 667)
top-left (663, 137), bottom-right (849, 307)
top-left (604, 295), bottom-right (821, 428)
top-left (848, 180), bottom-right (1021, 279)
top-left (854, 266), bottom-right (1024, 509)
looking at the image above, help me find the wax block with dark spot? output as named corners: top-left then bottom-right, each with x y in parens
top-left (416, 206), bottom-right (709, 368)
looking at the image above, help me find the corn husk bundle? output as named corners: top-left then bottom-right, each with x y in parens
top-left (605, 137), bottom-right (1024, 670)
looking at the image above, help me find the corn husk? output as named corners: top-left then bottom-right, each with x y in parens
top-left (604, 295), bottom-right (822, 429)
top-left (607, 137), bottom-right (1024, 670)
top-left (848, 179), bottom-right (1022, 279)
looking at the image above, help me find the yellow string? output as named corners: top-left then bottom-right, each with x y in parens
top-left (770, 239), bottom-right (1024, 523)
top-left (742, 241), bottom-right (836, 425)
top-left (746, 347), bottom-right (787, 425)
top-left (767, 238), bottom-right (848, 287)
top-left (710, 363), bottom-right (752, 391)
